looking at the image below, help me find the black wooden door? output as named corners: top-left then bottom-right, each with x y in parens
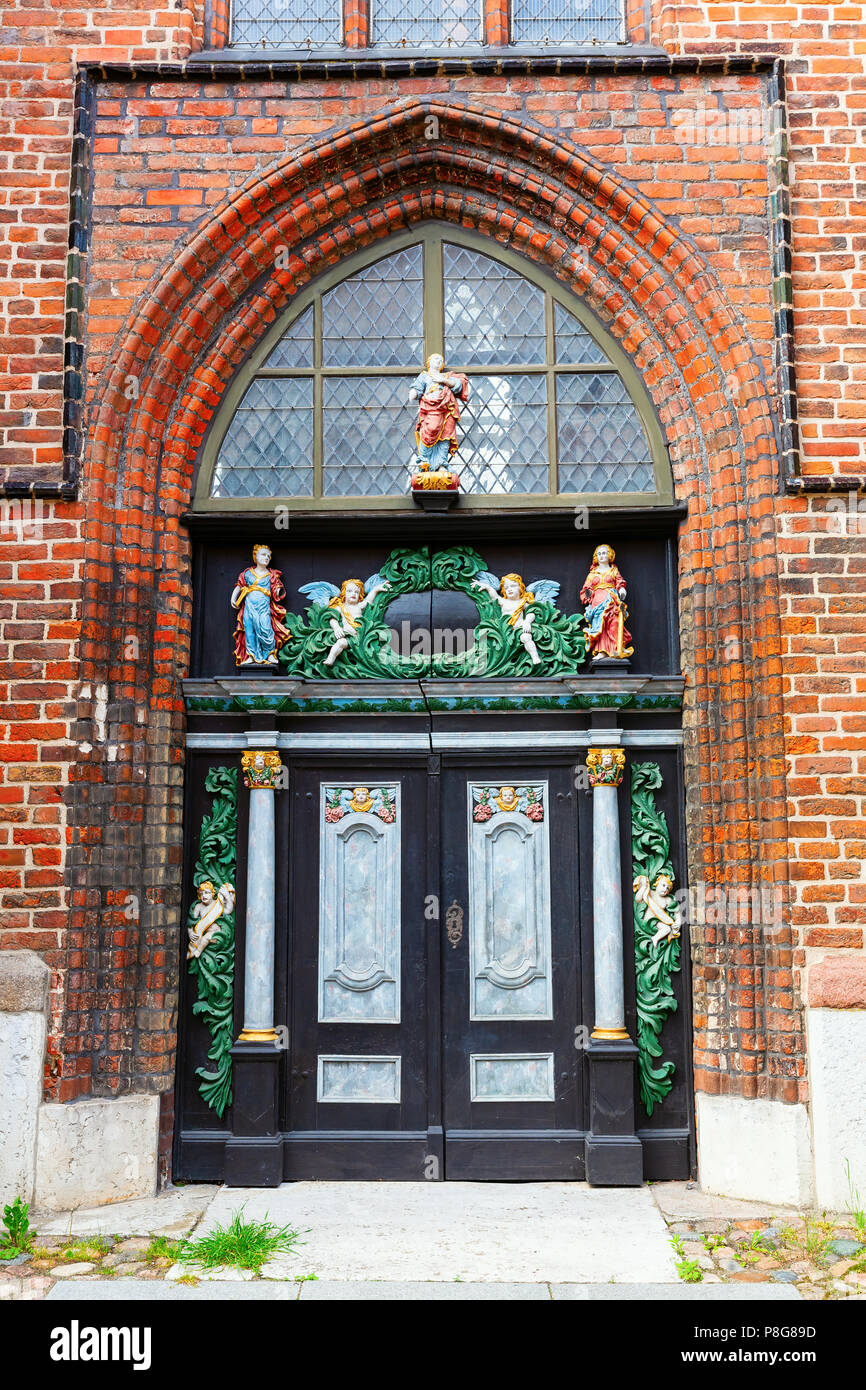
top-left (440, 756), bottom-right (586, 1179)
top-left (284, 756), bottom-right (435, 1179)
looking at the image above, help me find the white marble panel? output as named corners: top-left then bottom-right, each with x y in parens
top-left (317, 1056), bottom-right (402, 1104)
top-left (468, 782), bottom-right (552, 1019)
top-left (470, 1053), bottom-right (555, 1103)
top-left (319, 785), bottom-right (400, 1022)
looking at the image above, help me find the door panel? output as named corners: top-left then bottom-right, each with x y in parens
top-left (441, 757), bottom-right (586, 1179)
top-left (468, 781), bottom-right (552, 1019)
top-left (318, 783), bottom-right (401, 1022)
top-left (285, 759), bottom-right (430, 1179)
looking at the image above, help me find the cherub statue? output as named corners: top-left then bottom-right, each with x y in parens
top-left (580, 543), bottom-right (633, 661)
top-left (408, 353), bottom-right (470, 476)
top-left (230, 544), bottom-right (291, 667)
top-left (187, 880), bottom-right (236, 960)
top-left (299, 572), bottom-right (392, 668)
top-left (471, 570), bottom-right (560, 666)
top-left (633, 872), bottom-right (680, 947)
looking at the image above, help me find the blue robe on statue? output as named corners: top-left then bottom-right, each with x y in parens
top-left (239, 569), bottom-right (276, 663)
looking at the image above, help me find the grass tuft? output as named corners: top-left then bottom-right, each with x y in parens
top-left (145, 1237), bottom-right (185, 1265)
top-left (845, 1160), bottom-right (866, 1241)
top-left (670, 1232), bottom-right (703, 1284)
top-left (57, 1236), bottom-right (113, 1262)
top-left (177, 1207), bottom-right (302, 1274)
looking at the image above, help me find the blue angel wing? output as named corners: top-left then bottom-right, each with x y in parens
top-left (476, 570), bottom-right (500, 590)
top-left (299, 580), bottom-right (340, 608)
top-left (528, 578), bottom-right (561, 605)
top-left (364, 571), bottom-right (387, 594)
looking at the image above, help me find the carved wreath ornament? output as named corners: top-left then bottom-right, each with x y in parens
top-left (273, 546), bottom-right (590, 680)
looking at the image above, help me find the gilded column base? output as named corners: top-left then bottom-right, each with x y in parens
top-left (238, 1027), bottom-right (279, 1043)
top-left (591, 1026), bottom-right (631, 1041)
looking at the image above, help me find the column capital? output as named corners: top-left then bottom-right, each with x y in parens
top-left (587, 747), bottom-right (626, 788)
top-left (242, 749), bottom-right (283, 790)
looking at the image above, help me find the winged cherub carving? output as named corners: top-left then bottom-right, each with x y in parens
top-left (298, 572), bottom-right (392, 668)
top-left (470, 570), bottom-right (561, 667)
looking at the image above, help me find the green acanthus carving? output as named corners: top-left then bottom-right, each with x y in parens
top-left (278, 545), bottom-right (588, 679)
top-left (631, 762), bottom-right (682, 1115)
top-left (187, 765), bottom-right (238, 1118)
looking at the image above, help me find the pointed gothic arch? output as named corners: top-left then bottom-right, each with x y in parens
top-left (65, 99), bottom-right (796, 1107)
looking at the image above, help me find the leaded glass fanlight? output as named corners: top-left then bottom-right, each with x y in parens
top-left (198, 229), bottom-right (670, 509)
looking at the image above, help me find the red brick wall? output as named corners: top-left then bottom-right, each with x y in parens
top-left (0, 2), bottom-right (862, 1118)
top-left (650, 4), bottom-right (866, 994)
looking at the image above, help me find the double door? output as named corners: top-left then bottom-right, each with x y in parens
top-left (286, 752), bottom-right (586, 1180)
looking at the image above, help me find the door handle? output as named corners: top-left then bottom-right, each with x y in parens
top-left (445, 900), bottom-right (464, 948)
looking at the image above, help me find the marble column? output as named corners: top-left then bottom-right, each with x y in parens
top-left (584, 744), bottom-right (642, 1186)
top-left (226, 747), bottom-right (284, 1187)
top-left (588, 746), bottom-right (629, 1041)
top-left (238, 748), bottom-right (283, 1042)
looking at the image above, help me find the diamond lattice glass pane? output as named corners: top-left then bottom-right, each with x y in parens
top-left (265, 305), bottom-right (314, 368)
top-left (554, 302), bottom-right (609, 365)
top-left (211, 378), bottom-right (313, 498)
top-left (372, 0), bottom-right (480, 46)
top-left (444, 246), bottom-right (546, 366)
top-left (458, 374), bottom-right (549, 494)
top-left (556, 373), bottom-right (654, 493)
top-left (231, 0), bottom-right (343, 47)
top-left (512, 0), bottom-right (624, 45)
top-left (323, 376), bottom-right (414, 496)
top-left (322, 247), bottom-right (424, 368)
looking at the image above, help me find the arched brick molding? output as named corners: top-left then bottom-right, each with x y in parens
top-left (61, 99), bottom-right (800, 1133)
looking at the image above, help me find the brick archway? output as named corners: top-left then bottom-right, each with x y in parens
top-left (63, 99), bottom-right (800, 1142)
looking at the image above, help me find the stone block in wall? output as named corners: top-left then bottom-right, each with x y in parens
top-left (34, 1096), bottom-right (160, 1212)
top-left (807, 1008), bottom-right (866, 1211)
top-left (696, 1094), bottom-right (814, 1207)
top-left (0, 951), bottom-right (50, 1207)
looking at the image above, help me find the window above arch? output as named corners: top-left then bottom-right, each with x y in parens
top-left (227, 0), bottom-right (626, 50)
top-left (197, 229), bottom-right (671, 510)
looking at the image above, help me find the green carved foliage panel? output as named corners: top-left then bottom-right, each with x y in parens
top-left (186, 766), bottom-right (238, 1118)
top-left (278, 545), bottom-right (588, 679)
top-left (631, 762), bottom-right (683, 1116)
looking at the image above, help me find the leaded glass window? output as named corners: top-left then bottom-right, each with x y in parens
top-left (511, 0), bottom-right (625, 45)
top-left (371, 0), bottom-right (481, 46)
top-left (228, 0), bottom-right (626, 48)
top-left (230, 0), bottom-right (343, 48)
top-left (203, 231), bottom-right (664, 505)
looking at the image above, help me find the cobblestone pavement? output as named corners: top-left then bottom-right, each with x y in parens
top-left (2, 1181), bottom-right (864, 1300)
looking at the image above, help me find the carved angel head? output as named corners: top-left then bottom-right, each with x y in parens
top-left (500, 573), bottom-right (526, 599)
top-left (336, 578), bottom-right (364, 605)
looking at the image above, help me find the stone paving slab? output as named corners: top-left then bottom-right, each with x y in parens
top-left (550, 1283), bottom-right (803, 1301)
top-left (46, 1278), bottom-right (803, 1301)
top-left (650, 1182), bottom-right (793, 1224)
top-left (47, 1280), bottom-right (301, 1301)
top-left (31, 1186), bottom-right (219, 1238)
top-left (197, 1182), bottom-right (677, 1284)
top-left (298, 1281), bottom-right (551, 1300)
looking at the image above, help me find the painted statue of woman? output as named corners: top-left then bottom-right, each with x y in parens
top-left (580, 543), bottom-right (633, 660)
top-left (408, 353), bottom-right (470, 472)
top-left (231, 543), bottom-right (291, 666)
